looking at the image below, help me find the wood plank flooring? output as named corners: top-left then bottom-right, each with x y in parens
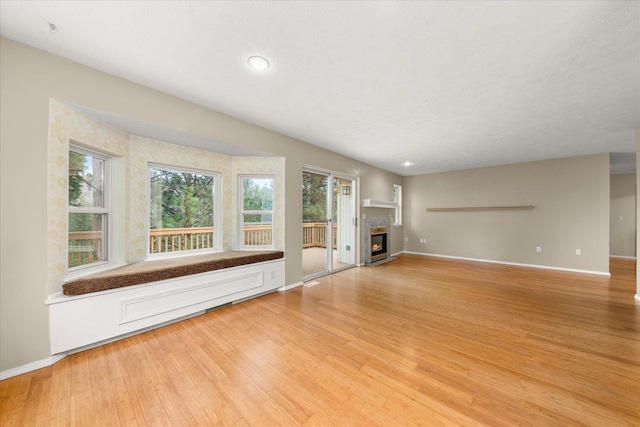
top-left (2, 255), bottom-right (639, 426)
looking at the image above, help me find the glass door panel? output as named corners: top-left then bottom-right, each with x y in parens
top-left (302, 170), bottom-right (330, 279)
top-left (332, 176), bottom-right (356, 272)
top-left (303, 168), bottom-right (357, 281)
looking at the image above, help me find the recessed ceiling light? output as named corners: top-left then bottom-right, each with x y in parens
top-left (402, 161), bottom-right (413, 167)
top-left (247, 56), bottom-right (270, 71)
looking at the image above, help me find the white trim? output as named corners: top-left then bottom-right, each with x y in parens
top-left (635, 294), bottom-right (640, 303)
top-left (393, 184), bottom-right (403, 226)
top-left (609, 255), bottom-right (637, 260)
top-left (362, 199), bottom-right (397, 209)
top-left (0, 353), bottom-right (67, 380)
top-left (402, 251), bottom-right (611, 277)
top-left (278, 281), bottom-right (303, 291)
top-left (391, 251), bottom-right (404, 257)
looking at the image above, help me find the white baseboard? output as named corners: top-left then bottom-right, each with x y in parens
top-left (610, 255), bottom-right (637, 260)
top-left (0, 353), bottom-right (67, 381)
top-left (402, 251), bottom-right (611, 277)
top-left (635, 294), bottom-right (640, 303)
top-left (278, 281), bottom-right (303, 291)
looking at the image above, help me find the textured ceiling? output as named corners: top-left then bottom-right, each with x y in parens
top-left (1, 1), bottom-right (638, 176)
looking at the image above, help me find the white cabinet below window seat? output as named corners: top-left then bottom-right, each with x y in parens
top-left (47, 258), bottom-right (284, 355)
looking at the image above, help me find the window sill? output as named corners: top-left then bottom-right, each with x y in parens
top-left (65, 261), bottom-right (119, 283)
top-left (146, 248), bottom-right (221, 262)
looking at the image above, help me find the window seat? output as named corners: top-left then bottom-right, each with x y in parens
top-left (63, 250), bottom-right (284, 296)
top-left (49, 251), bottom-right (285, 355)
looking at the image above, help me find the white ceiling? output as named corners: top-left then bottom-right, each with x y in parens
top-left (1, 1), bottom-right (638, 176)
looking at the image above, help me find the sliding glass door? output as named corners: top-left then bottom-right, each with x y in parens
top-left (302, 168), bottom-right (356, 281)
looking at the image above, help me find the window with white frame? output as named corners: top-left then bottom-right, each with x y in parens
top-left (394, 184), bottom-right (403, 226)
top-left (68, 145), bottom-right (111, 270)
top-left (239, 176), bottom-right (274, 247)
top-left (149, 165), bottom-right (219, 255)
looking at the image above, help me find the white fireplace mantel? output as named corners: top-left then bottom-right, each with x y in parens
top-left (362, 199), bottom-right (397, 209)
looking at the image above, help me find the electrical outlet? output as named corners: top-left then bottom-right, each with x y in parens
top-left (575, 249), bottom-right (582, 255)
top-left (536, 246), bottom-right (542, 253)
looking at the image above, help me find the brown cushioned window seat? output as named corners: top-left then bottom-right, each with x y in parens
top-left (63, 251), bottom-right (284, 296)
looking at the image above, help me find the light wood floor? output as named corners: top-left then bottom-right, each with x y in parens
top-left (2, 255), bottom-right (639, 426)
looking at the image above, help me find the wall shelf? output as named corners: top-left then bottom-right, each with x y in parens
top-left (363, 199), bottom-right (397, 209)
top-left (427, 206), bottom-right (535, 212)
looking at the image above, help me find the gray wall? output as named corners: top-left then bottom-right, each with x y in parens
top-left (404, 155), bottom-right (610, 273)
top-left (610, 173), bottom-right (637, 257)
top-left (0, 38), bottom-right (402, 371)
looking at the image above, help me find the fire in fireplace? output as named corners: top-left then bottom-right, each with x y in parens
top-left (369, 226), bottom-right (388, 263)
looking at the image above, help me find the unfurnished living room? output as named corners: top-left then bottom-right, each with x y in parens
top-left (1, 1), bottom-right (639, 426)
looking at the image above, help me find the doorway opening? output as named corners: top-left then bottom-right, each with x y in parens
top-left (302, 168), bottom-right (357, 280)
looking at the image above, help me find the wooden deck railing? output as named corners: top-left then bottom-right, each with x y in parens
top-left (68, 231), bottom-right (104, 267)
top-left (149, 226), bottom-right (214, 253)
top-left (243, 224), bottom-right (273, 246)
top-left (302, 222), bottom-right (337, 249)
top-left (70, 223), bottom-right (337, 264)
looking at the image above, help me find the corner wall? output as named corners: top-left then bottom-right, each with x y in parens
top-left (610, 173), bottom-right (637, 258)
top-left (404, 155), bottom-right (610, 273)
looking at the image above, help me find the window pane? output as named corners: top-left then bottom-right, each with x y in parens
top-left (149, 168), bottom-right (215, 254)
top-left (243, 214), bottom-right (273, 246)
top-left (243, 178), bottom-right (273, 211)
top-left (68, 213), bottom-right (106, 268)
top-left (69, 150), bottom-right (104, 208)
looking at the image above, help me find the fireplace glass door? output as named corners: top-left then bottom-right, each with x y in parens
top-left (303, 169), bottom-right (356, 281)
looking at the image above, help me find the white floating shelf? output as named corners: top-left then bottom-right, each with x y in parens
top-left (426, 206), bottom-right (535, 212)
top-left (362, 199), bottom-right (397, 209)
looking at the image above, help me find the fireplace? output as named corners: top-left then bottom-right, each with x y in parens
top-left (364, 217), bottom-right (392, 265)
top-left (369, 226), bottom-right (388, 263)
